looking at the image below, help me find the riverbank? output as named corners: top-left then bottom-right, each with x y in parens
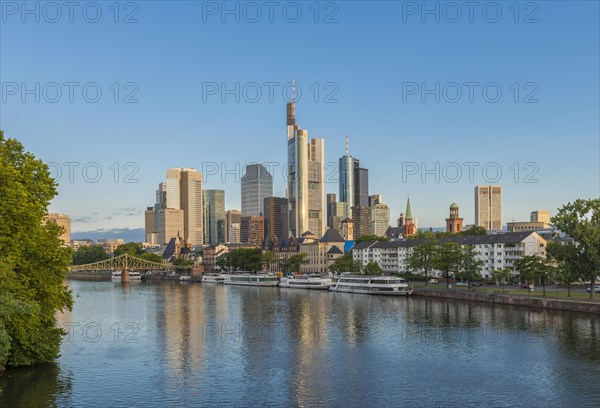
top-left (413, 288), bottom-right (600, 314)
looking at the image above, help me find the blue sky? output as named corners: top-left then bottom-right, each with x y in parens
top-left (1, 1), bottom-right (599, 234)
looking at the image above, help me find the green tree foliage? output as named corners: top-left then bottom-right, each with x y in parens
top-left (490, 268), bottom-right (513, 291)
top-left (406, 239), bottom-right (437, 283)
top-left (114, 242), bottom-right (144, 257)
top-left (547, 241), bottom-right (580, 297)
top-left (262, 250), bottom-right (277, 272)
top-left (216, 252), bottom-right (232, 271)
top-left (329, 254), bottom-right (362, 274)
top-left (551, 199), bottom-right (600, 299)
top-left (72, 245), bottom-right (110, 265)
top-left (515, 255), bottom-right (551, 295)
top-left (459, 225), bottom-right (487, 236)
top-left (457, 245), bottom-right (485, 289)
top-left (432, 242), bottom-right (462, 290)
top-left (227, 248), bottom-right (263, 272)
top-left (282, 253), bottom-right (309, 273)
top-left (140, 252), bottom-right (162, 263)
top-left (172, 258), bottom-right (194, 267)
top-left (363, 261), bottom-right (383, 276)
top-left (353, 235), bottom-right (389, 244)
top-left (0, 131), bottom-right (73, 371)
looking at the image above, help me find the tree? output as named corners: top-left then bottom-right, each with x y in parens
top-left (457, 245), bottom-right (485, 289)
top-left (329, 254), bottom-right (362, 274)
top-left (140, 252), bottom-right (162, 263)
top-left (353, 235), bottom-right (389, 244)
top-left (216, 252), bottom-right (232, 271)
top-left (547, 241), bottom-right (579, 297)
top-left (114, 242), bottom-right (144, 257)
top-left (172, 258), bottom-right (194, 267)
top-left (72, 245), bottom-right (110, 265)
top-left (364, 261), bottom-right (383, 276)
top-left (490, 268), bottom-right (512, 292)
top-left (432, 242), bottom-right (461, 290)
top-left (459, 225), bottom-right (487, 236)
top-left (551, 199), bottom-right (600, 300)
top-left (262, 250), bottom-right (277, 272)
top-left (228, 248), bottom-right (263, 272)
top-left (406, 239), bottom-right (437, 283)
top-left (515, 255), bottom-right (551, 296)
top-left (282, 253), bottom-right (309, 273)
top-left (0, 130), bottom-right (73, 371)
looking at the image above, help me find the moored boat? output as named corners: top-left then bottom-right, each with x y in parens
top-left (223, 273), bottom-right (279, 287)
top-left (329, 275), bottom-right (413, 296)
top-left (279, 274), bottom-right (332, 290)
top-left (201, 273), bottom-right (227, 284)
top-left (111, 270), bottom-right (142, 281)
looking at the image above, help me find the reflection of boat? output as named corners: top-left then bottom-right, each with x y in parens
top-left (223, 274), bottom-right (279, 287)
top-left (279, 274), bottom-right (332, 290)
top-left (111, 270), bottom-right (142, 281)
top-left (329, 276), bottom-right (413, 296)
top-left (201, 273), bottom-right (227, 284)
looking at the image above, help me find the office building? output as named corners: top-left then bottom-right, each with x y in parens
top-left (368, 194), bottom-right (383, 207)
top-left (203, 189), bottom-right (226, 245)
top-left (372, 203), bottom-right (390, 237)
top-left (226, 210), bottom-right (241, 242)
top-left (352, 205), bottom-right (372, 239)
top-left (241, 164), bottom-right (273, 217)
top-left (530, 210), bottom-right (551, 227)
top-left (144, 207), bottom-right (156, 245)
top-left (157, 208), bottom-right (184, 245)
top-left (353, 159), bottom-right (369, 208)
top-left (240, 216), bottom-right (264, 246)
top-left (475, 185), bottom-right (502, 231)
top-left (339, 135), bottom-right (355, 217)
top-left (264, 197), bottom-right (289, 243)
top-left (160, 168), bottom-right (203, 245)
top-left (287, 96), bottom-right (326, 238)
top-left (46, 213), bottom-right (71, 245)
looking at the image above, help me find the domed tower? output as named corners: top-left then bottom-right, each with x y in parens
top-left (446, 200), bottom-right (463, 233)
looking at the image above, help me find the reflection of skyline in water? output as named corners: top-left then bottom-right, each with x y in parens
top-left (1, 281), bottom-right (599, 407)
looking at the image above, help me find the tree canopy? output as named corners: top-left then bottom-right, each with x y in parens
top-left (329, 254), bottom-right (362, 274)
top-left (72, 245), bottom-right (110, 265)
top-left (0, 130), bottom-right (73, 372)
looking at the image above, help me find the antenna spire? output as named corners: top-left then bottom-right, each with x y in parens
top-left (345, 134), bottom-right (349, 155)
top-left (292, 79), bottom-right (296, 103)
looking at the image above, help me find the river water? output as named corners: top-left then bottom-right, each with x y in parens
top-left (1, 280), bottom-right (599, 407)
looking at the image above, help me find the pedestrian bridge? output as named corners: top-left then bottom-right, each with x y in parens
top-left (68, 254), bottom-right (190, 282)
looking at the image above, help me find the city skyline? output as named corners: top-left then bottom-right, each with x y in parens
top-left (3, 3), bottom-right (598, 235)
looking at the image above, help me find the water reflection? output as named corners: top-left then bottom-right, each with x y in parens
top-left (0, 281), bottom-right (599, 407)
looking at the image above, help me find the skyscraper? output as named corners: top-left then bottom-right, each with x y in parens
top-left (339, 135), bottom-right (355, 217)
top-left (475, 185), bottom-right (502, 231)
top-left (264, 197), bottom-right (289, 243)
top-left (287, 97), bottom-right (326, 238)
top-left (203, 189), bottom-right (226, 245)
top-left (46, 213), bottom-right (71, 246)
top-left (352, 205), bottom-right (372, 238)
top-left (353, 159), bottom-right (369, 208)
top-left (226, 210), bottom-right (241, 242)
top-left (241, 164), bottom-right (273, 217)
top-left (157, 208), bottom-right (184, 245)
top-left (157, 168), bottom-right (203, 246)
top-left (240, 216), bottom-right (264, 246)
top-left (144, 207), bottom-right (156, 245)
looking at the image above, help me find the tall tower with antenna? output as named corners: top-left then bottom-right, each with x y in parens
top-left (339, 134), bottom-right (355, 218)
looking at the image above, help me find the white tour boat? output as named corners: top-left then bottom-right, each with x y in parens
top-left (111, 270), bottom-right (142, 281)
top-left (201, 273), bottom-right (227, 284)
top-left (329, 275), bottom-right (413, 296)
top-left (223, 274), bottom-right (279, 287)
top-left (279, 274), bottom-right (332, 290)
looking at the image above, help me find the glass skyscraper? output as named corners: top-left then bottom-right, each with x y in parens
top-left (241, 164), bottom-right (273, 217)
top-left (203, 189), bottom-right (226, 245)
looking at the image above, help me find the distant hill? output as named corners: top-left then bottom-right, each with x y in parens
top-left (71, 228), bottom-right (144, 243)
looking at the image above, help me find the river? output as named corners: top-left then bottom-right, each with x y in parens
top-left (1, 280), bottom-right (599, 407)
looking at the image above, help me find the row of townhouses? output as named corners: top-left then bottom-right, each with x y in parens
top-left (352, 231), bottom-right (547, 279)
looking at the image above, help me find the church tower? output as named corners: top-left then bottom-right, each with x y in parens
top-left (402, 197), bottom-right (416, 236)
top-left (445, 200), bottom-right (463, 233)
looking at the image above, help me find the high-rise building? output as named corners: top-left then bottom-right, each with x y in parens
top-left (144, 207), bottom-right (156, 244)
top-left (475, 185), bottom-right (502, 231)
top-left (226, 210), bottom-right (241, 242)
top-left (157, 168), bottom-right (203, 245)
top-left (264, 197), bottom-right (289, 243)
top-left (368, 194), bottom-right (382, 207)
top-left (203, 189), bottom-right (226, 245)
top-left (353, 159), bottom-right (369, 207)
top-left (326, 193), bottom-right (337, 228)
top-left (287, 97), bottom-right (326, 238)
top-left (240, 216), bottom-right (264, 246)
top-left (341, 218), bottom-right (354, 241)
top-left (241, 163), bottom-right (273, 217)
top-left (157, 208), bottom-right (184, 245)
top-left (46, 213), bottom-right (71, 245)
top-left (228, 223), bottom-right (240, 243)
top-left (352, 205), bottom-right (372, 238)
top-left (530, 210), bottom-right (550, 227)
top-left (372, 203), bottom-right (390, 237)
top-left (339, 135), bottom-right (355, 217)
top-left (446, 201), bottom-right (464, 233)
